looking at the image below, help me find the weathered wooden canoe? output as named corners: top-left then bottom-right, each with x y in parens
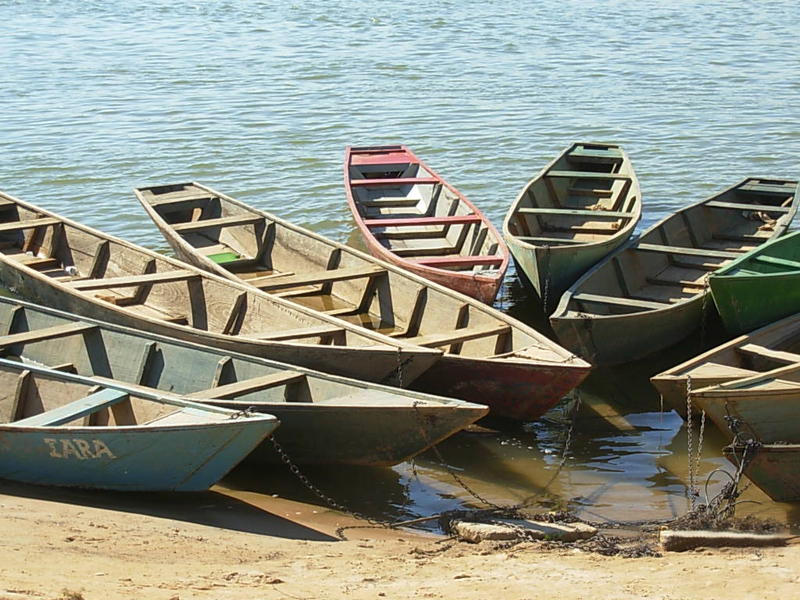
top-left (709, 230), bottom-right (800, 335)
top-left (690, 363), bottom-right (800, 444)
top-left (550, 178), bottom-right (799, 366)
top-left (0, 190), bottom-right (441, 386)
top-left (344, 145), bottom-right (509, 303)
top-left (503, 142), bottom-right (641, 310)
top-left (651, 310), bottom-right (800, 418)
top-left (723, 442), bottom-right (800, 502)
top-left (0, 297), bottom-right (489, 466)
top-left (135, 182), bottom-right (591, 422)
top-left (0, 356), bottom-right (278, 491)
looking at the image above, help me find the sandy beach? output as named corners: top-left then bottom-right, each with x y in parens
top-left (2, 478), bottom-right (798, 600)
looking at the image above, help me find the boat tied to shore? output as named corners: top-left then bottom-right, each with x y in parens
top-left (135, 181), bottom-right (591, 422)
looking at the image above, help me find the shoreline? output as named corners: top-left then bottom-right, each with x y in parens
top-left (3, 479), bottom-right (799, 600)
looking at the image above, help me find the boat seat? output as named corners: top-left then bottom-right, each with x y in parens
top-left (405, 323), bottom-right (511, 348)
top-left (546, 170), bottom-right (630, 180)
top-left (246, 324), bottom-right (345, 341)
top-left (15, 389), bottom-right (129, 427)
top-left (363, 215), bottom-right (481, 228)
top-left (514, 236), bottom-right (586, 245)
top-left (736, 181), bottom-right (797, 196)
top-left (572, 293), bottom-right (667, 310)
top-left (148, 194), bottom-right (216, 208)
top-left (250, 265), bottom-right (387, 292)
top-left (566, 187), bottom-right (614, 198)
top-left (517, 207), bottom-right (633, 219)
top-left (350, 177), bottom-right (439, 187)
top-left (67, 269), bottom-right (197, 291)
top-left (171, 214), bottom-right (263, 233)
top-left (0, 217), bottom-right (61, 234)
top-left (753, 255), bottom-right (800, 270)
top-left (20, 256), bottom-right (61, 271)
top-left (567, 146), bottom-right (623, 161)
top-left (187, 371), bottom-right (306, 400)
top-left (646, 276), bottom-right (706, 290)
top-left (410, 255), bottom-right (504, 268)
top-left (704, 200), bottom-right (792, 213)
top-left (634, 244), bottom-right (740, 260)
top-left (736, 344), bottom-right (800, 365)
top-left (0, 322), bottom-right (98, 348)
top-left (359, 198), bottom-right (421, 209)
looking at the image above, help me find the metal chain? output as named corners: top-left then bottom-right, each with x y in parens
top-left (542, 244), bottom-right (551, 313)
top-left (699, 274), bottom-right (710, 345)
top-left (694, 409), bottom-right (706, 486)
top-left (395, 347), bottom-right (404, 388)
top-left (686, 375), bottom-right (697, 508)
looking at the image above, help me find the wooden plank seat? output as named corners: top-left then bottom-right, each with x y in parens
top-left (19, 256), bottom-right (61, 270)
top-left (737, 181), bottom-right (798, 196)
top-left (0, 217), bottom-right (61, 233)
top-left (753, 255), bottom-right (800, 270)
top-left (172, 214), bottom-right (263, 233)
top-left (568, 146), bottom-right (623, 160)
top-left (246, 324), bottom-right (345, 341)
top-left (517, 207), bottom-right (633, 219)
top-left (411, 255), bottom-right (504, 268)
top-left (0, 322), bottom-right (98, 348)
top-left (15, 389), bottom-right (129, 427)
top-left (567, 187), bottom-right (614, 198)
top-left (515, 236), bottom-right (587, 245)
top-left (392, 244), bottom-right (456, 257)
top-left (149, 194), bottom-right (215, 208)
top-left (704, 200), bottom-right (792, 213)
top-left (646, 276), bottom-right (706, 289)
top-left (350, 151), bottom-right (416, 166)
top-left (405, 322), bottom-right (512, 348)
top-left (737, 343), bottom-right (800, 365)
top-left (546, 170), bottom-right (630, 180)
top-left (350, 177), bottom-right (439, 187)
top-left (187, 371), bottom-right (306, 400)
top-left (363, 214), bottom-right (481, 228)
top-left (634, 244), bottom-right (740, 260)
top-left (67, 269), bottom-right (197, 291)
top-left (360, 198), bottom-right (421, 209)
top-left (250, 265), bottom-right (386, 292)
top-left (572, 293), bottom-right (668, 310)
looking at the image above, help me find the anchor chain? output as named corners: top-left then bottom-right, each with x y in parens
top-left (542, 244), bottom-right (551, 313)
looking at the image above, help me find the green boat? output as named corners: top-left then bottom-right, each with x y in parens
top-left (503, 142), bottom-right (641, 311)
top-left (709, 230), bottom-right (800, 336)
top-left (550, 178), bottom-right (799, 366)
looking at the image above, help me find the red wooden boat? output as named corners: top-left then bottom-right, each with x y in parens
top-left (345, 145), bottom-right (510, 304)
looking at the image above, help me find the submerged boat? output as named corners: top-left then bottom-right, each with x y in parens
top-left (0, 190), bottom-right (441, 387)
top-left (709, 230), bottom-right (800, 335)
top-left (0, 297), bottom-right (488, 466)
top-left (651, 311), bottom-right (800, 418)
top-left (550, 178), bottom-right (799, 366)
top-left (135, 181), bottom-right (590, 422)
top-left (503, 142), bottom-right (641, 310)
top-left (0, 356), bottom-right (277, 491)
top-left (343, 145), bottom-right (509, 303)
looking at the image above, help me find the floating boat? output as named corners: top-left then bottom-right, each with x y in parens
top-left (343, 145), bottom-right (509, 303)
top-left (690, 363), bottom-right (800, 443)
top-left (723, 442), bottom-right (800, 502)
top-left (135, 182), bottom-right (590, 422)
top-left (550, 178), bottom-right (799, 366)
top-left (0, 356), bottom-right (277, 491)
top-left (0, 297), bottom-right (488, 466)
top-left (651, 310), bottom-right (800, 418)
top-left (0, 190), bottom-right (441, 387)
top-left (709, 230), bottom-right (800, 335)
top-left (503, 142), bottom-right (641, 310)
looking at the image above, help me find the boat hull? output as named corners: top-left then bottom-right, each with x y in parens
top-left (0, 419), bottom-right (276, 491)
top-left (410, 355), bottom-right (591, 422)
top-left (724, 444), bottom-right (800, 502)
top-left (711, 272), bottom-right (800, 336)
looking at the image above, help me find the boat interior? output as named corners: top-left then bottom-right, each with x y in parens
top-left (506, 143), bottom-right (638, 246)
top-left (136, 184), bottom-right (556, 361)
top-left (563, 179), bottom-right (798, 316)
top-left (347, 146), bottom-right (504, 274)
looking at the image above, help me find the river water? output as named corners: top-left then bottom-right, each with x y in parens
top-left (1, 0), bottom-right (799, 527)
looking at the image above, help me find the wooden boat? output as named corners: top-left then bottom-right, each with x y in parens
top-left (343, 145), bottom-right (509, 303)
top-left (723, 442), bottom-right (800, 502)
top-left (0, 297), bottom-right (488, 466)
top-left (709, 230), bottom-right (800, 335)
top-left (550, 178), bottom-right (799, 366)
top-left (0, 356), bottom-right (278, 491)
top-left (135, 181), bottom-right (591, 422)
top-left (0, 190), bottom-right (441, 387)
top-left (651, 311), bottom-right (800, 418)
top-left (503, 142), bottom-right (641, 310)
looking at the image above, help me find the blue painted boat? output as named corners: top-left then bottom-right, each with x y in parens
top-left (0, 358), bottom-right (278, 491)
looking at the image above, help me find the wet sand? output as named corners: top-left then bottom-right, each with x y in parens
top-left (2, 479), bottom-right (798, 600)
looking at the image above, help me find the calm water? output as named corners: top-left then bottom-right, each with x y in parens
top-left (1, 0), bottom-right (799, 527)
